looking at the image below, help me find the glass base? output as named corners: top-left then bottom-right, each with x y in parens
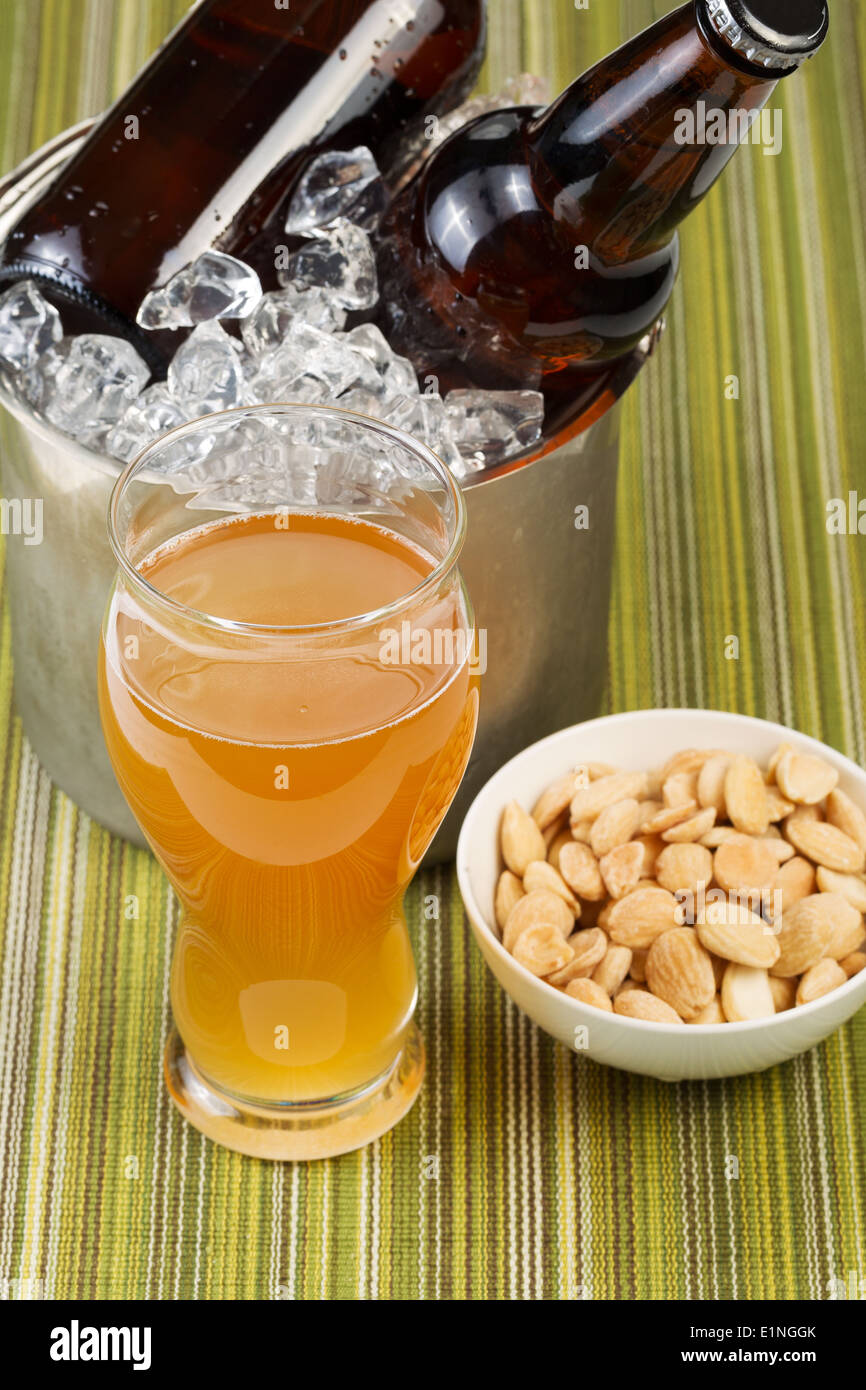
top-left (163, 1023), bottom-right (425, 1161)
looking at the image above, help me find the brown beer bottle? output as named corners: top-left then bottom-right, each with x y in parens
top-left (0, 0), bottom-right (486, 368)
top-left (376, 0), bottom-right (829, 440)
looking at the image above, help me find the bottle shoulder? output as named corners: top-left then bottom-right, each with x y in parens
top-left (412, 108), bottom-right (555, 278)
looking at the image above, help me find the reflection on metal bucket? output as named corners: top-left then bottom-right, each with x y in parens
top-left (0, 123), bottom-right (659, 857)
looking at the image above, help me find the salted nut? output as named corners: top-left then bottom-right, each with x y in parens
top-left (493, 745), bottom-right (866, 1023)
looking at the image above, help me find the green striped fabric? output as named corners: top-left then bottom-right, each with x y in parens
top-left (1, 0), bottom-right (864, 1300)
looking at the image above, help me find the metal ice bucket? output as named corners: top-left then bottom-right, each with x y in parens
top-left (0, 124), bottom-right (657, 857)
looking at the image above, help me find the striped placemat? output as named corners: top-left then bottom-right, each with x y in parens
top-left (0, 0), bottom-right (864, 1300)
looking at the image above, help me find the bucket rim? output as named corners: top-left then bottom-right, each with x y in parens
top-left (0, 119), bottom-right (661, 490)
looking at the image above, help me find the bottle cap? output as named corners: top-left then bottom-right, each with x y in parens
top-left (701, 0), bottom-right (829, 73)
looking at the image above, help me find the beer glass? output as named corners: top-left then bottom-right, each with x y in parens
top-left (99, 405), bottom-right (478, 1159)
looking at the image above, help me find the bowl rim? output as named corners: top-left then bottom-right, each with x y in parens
top-left (456, 707), bottom-right (866, 1033)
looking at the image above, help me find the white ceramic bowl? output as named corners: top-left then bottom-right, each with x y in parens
top-left (456, 709), bottom-right (866, 1081)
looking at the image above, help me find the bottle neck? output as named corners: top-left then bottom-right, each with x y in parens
top-left (527, 1), bottom-right (777, 265)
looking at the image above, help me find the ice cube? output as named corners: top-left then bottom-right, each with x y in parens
top-left (383, 392), bottom-right (465, 474)
top-left (383, 389), bottom-right (444, 434)
top-left (338, 324), bottom-right (419, 399)
top-left (137, 251), bottom-right (262, 331)
top-left (15, 337), bottom-right (72, 409)
top-left (168, 322), bottom-right (246, 414)
top-left (0, 280), bottom-right (62, 370)
top-left (241, 286), bottom-right (346, 357)
top-left (106, 384), bottom-right (188, 462)
top-left (247, 319), bottom-right (377, 405)
top-left (284, 146), bottom-right (386, 235)
top-left (43, 334), bottom-right (150, 442)
top-left (247, 348), bottom-right (330, 406)
top-left (290, 320), bottom-right (380, 392)
top-left (338, 323), bottom-right (392, 371)
top-left (445, 389), bottom-right (545, 464)
top-left (285, 220), bottom-right (378, 310)
top-left (383, 355), bottom-right (420, 399)
top-left (336, 388), bottom-right (386, 416)
top-left (15, 365), bottom-right (44, 408)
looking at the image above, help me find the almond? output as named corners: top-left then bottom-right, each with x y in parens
top-left (503, 889), bottom-right (574, 952)
top-left (547, 927), bottom-right (608, 985)
top-left (713, 837), bottom-right (778, 895)
top-left (767, 742), bottom-right (795, 781)
top-left (532, 774), bottom-right (583, 830)
top-left (661, 807), bottom-right (717, 843)
top-left (608, 885), bottom-right (682, 949)
top-left (700, 827), bottom-right (751, 848)
top-left (647, 770), bottom-right (664, 799)
top-left (769, 893), bottom-right (838, 977)
top-left (709, 952), bottom-right (727, 989)
top-left (721, 963), bottom-right (775, 1021)
top-left (569, 771), bottom-right (649, 826)
top-left (542, 811), bottom-right (568, 848)
top-left (697, 754), bottom-right (731, 815)
top-left (775, 750), bottom-right (839, 806)
top-left (591, 944), bottom-right (633, 996)
top-left (597, 899), bottom-right (615, 932)
top-left (784, 819), bottom-right (866, 873)
top-left (564, 978), bottom-right (614, 1011)
top-left (633, 833), bottom-right (665, 877)
top-left (687, 997), bottom-right (726, 1025)
top-left (629, 947), bottom-right (649, 982)
top-left (795, 958), bottom-right (847, 1006)
top-left (761, 837), bottom-right (796, 864)
top-left (501, 800), bottom-right (547, 875)
top-left (598, 841), bottom-right (645, 899)
top-left (769, 975), bottom-right (798, 1012)
top-left (766, 789), bottom-right (795, 822)
top-left (494, 870), bottom-right (524, 935)
top-left (826, 787), bottom-right (866, 854)
top-left (558, 841), bottom-right (606, 901)
top-left (589, 798), bottom-right (641, 858)
top-left (513, 923), bottom-right (575, 977)
top-left (840, 951), bottom-right (866, 979)
top-left (637, 800), bottom-right (664, 830)
top-left (764, 856), bottom-right (816, 922)
top-left (614, 991), bottom-right (683, 1024)
top-left (523, 860), bottom-right (580, 912)
top-left (645, 927), bottom-right (716, 1021)
top-left (814, 866), bottom-right (866, 913)
top-left (822, 898), bottom-right (866, 961)
top-left (586, 762), bottom-right (620, 780)
top-left (614, 978), bottom-right (647, 997)
top-left (547, 829), bottom-right (573, 872)
top-left (784, 803), bottom-right (822, 830)
top-left (663, 770), bottom-right (699, 808)
top-left (655, 843), bottom-right (714, 896)
top-left (695, 900), bottom-right (780, 969)
top-left (661, 748), bottom-right (725, 782)
top-left (570, 821), bottom-right (593, 844)
top-left (641, 801), bottom-right (698, 835)
top-left (725, 757), bottom-right (770, 836)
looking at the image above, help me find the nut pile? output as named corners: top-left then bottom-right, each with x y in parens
top-left (494, 746), bottom-right (866, 1024)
